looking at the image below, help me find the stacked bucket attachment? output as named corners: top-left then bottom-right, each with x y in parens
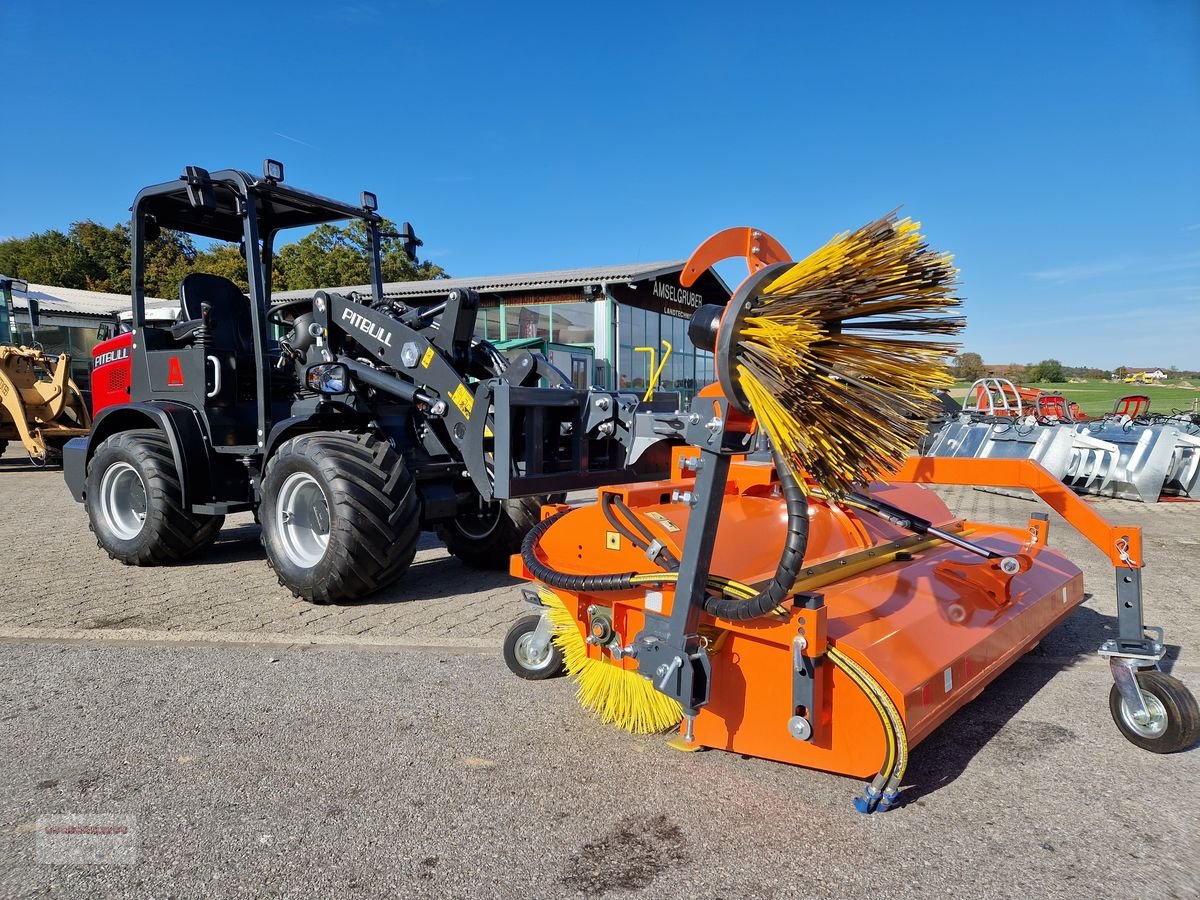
top-left (505, 219), bottom-right (1200, 815)
top-left (923, 378), bottom-right (1200, 502)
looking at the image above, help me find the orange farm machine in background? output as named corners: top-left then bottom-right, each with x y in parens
top-left (503, 225), bottom-right (1199, 813)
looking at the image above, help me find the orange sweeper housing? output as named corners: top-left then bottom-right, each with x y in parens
top-left (502, 222), bottom-right (1198, 814)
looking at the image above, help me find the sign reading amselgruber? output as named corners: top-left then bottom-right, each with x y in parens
top-left (609, 266), bottom-right (731, 320)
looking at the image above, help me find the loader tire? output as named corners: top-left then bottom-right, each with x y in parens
top-left (438, 495), bottom-right (560, 571)
top-left (260, 431), bottom-right (419, 605)
top-left (0, 440), bottom-right (8, 457)
top-left (86, 429), bottom-right (225, 565)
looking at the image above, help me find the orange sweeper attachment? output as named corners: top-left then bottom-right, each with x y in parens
top-left (502, 217), bottom-right (1199, 813)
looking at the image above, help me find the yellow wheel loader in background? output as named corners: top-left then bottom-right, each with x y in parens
top-left (0, 277), bottom-right (92, 464)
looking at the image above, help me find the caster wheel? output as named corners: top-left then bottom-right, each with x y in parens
top-left (1109, 670), bottom-right (1200, 753)
top-left (503, 614), bottom-right (565, 681)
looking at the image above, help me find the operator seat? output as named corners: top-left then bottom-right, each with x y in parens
top-left (178, 273), bottom-right (254, 356)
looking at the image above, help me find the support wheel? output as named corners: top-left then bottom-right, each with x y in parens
top-left (503, 614), bottom-right (565, 680)
top-left (260, 431), bottom-right (419, 604)
top-left (1109, 670), bottom-right (1200, 753)
top-left (439, 495), bottom-right (561, 571)
top-left (86, 429), bottom-right (224, 565)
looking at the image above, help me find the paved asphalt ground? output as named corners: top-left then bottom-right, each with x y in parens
top-left (1, 447), bottom-right (1198, 897)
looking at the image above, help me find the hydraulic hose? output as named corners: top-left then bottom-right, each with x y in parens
top-left (700, 448), bottom-right (810, 621)
top-left (522, 511), bottom-right (756, 601)
top-left (601, 494), bottom-right (679, 572)
top-left (829, 645), bottom-right (908, 811)
top-left (521, 510), bottom-right (639, 592)
top-left (827, 649), bottom-right (896, 786)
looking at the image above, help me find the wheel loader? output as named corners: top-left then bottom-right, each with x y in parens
top-left (0, 279), bottom-right (91, 463)
top-left (63, 161), bottom-right (681, 601)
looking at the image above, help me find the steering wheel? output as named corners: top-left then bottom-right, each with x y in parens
top-left (267, 298), bottom-right (314, 328)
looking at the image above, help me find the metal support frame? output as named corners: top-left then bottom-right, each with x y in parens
top-left (789, 593), bottom-right (825, 743)
top-left (1109, 657), bottom-right (1153, 726)
top-left (1099, 567), bottom-right (1165, 662)
top-left (632, 395), bottom-right (754, 737)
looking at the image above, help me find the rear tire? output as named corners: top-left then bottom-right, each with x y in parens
top-left (86, 429), bottom-right (225, 565)
top-left (438, 495), bottom-right (560, 571)
top-left (260, 431), bottom-right (420, 604)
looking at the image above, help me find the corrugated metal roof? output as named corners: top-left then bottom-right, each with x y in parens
top-left (273, 260), bottom-right (688, 302)
top-left (10, 284), bottom-right (169, 318)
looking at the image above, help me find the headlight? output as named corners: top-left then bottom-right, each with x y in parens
top-left (306, 363), bottom-right (349, 394)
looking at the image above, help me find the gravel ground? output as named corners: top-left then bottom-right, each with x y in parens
top-left (1, 445), bottom-right (1198, 897)
top-left (0, 641), bottom-right (1197, 899)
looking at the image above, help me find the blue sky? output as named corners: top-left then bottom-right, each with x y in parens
top-left (2, 0), bottom-right (1196, 369)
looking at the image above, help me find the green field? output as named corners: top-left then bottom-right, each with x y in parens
top-left (952, 381), bottom-right (1199, 417)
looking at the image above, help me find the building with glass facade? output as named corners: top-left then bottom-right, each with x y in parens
top-left (293, 261), bottom-right (733, 409)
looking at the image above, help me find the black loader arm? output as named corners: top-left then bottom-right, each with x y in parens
top-left (312, 289), bottom-right (482, 446)
top-left (310, 289), bottom-right (687, 500)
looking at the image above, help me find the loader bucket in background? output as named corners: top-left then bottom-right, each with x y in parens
top-left (924, 418), bottom-right (1077, 479)
top-left (923, 397), bottom-right (1200, 503)
top-left (1162, 428), bottom-right (1200, 497)
top-left (1064, 421), bottom-right (1200, 503)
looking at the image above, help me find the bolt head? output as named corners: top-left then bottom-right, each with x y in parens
top-left (788, 716), bottom-right (812, 741)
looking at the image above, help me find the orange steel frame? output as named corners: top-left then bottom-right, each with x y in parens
top-left (679, 226), bottom-right (792, 288)
top-left (886, 457), bottom-right (1143, 570)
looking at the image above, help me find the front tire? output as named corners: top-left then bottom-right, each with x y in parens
top-left (260, 431), bottom-right (420, 604)
top-left (439, 495), bottom-right (559, 571)
top-left (1109, 670), bottom-right (1200, 753)
top-left (86, 429), bottom-right (225, 565)
top-left (503, 614), bottom-right (565, 680)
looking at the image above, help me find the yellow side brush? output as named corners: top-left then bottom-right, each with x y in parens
top-left (539, 589), bottom-right (684, 734)
top-left (725, 212), bottom-right (963, 496)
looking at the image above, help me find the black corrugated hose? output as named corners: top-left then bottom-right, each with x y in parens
top-left (520, 510), bottom-right (640, 593)
top-left (699, 447), bottom-right (809, 621)
top-left (520, 448), bottom-right (810, 620)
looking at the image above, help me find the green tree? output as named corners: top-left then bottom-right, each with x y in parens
top-left (141, 230), bottom-right (198, 298)
top-left (200, 245), bottom-right (251, 289)
top-left (953, 351), bottom-right (986, 382)
top-left (1027, 358), bottom-right (1066, 383)
top-left (1, 229), bottom-right (91, 288)
top-left (274, 219), bottom-right (445, 292)
top-left (69, 221), bottom-right (131, 292)
top-left (0, 216), bottom-right (447, 300)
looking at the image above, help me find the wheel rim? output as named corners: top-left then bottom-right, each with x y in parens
top-left (1120, 688), bottom-right (1168, 739)
top-left (276, 471), bottom-right (331, 569)
top-left (99, 461), bottom-right (147, 540)
top-left (514, 632), bottom-right (554, 672)
top-left (455, 500), bottom-right (503, 540)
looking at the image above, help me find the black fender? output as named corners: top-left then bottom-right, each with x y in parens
top-left (262, 409), bottom-right (371, 461)
top-left (66, 402), bottom-right (214, 507)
